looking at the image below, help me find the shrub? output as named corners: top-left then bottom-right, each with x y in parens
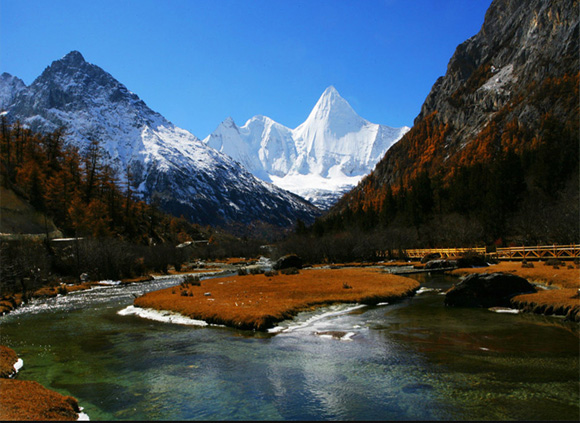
top-left (249, 267), bottom-right (264, 275)
top-left (182, 274), bottom-right (201, 286)
top-left (280, 267), bottom-right (299, 275)
top-left (545, 258), bottom-right (563, 266)
top-left (237, 268), bottom-right (248, 276)
top-left (264, 270), bottom-right (278, 277)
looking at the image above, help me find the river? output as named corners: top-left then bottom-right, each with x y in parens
top-left (0, 271), bottom-right (578, 421)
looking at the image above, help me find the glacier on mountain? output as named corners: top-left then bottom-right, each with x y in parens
top-left (203, 86), bottom-right (409, 209)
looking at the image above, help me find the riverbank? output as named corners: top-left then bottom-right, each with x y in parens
top-left (449, 261), bottom-right (580, 321)
top-left (0, 345), bottom-right (84, 421)
top-left (133, 267), bottom-right (420, 331)
top-left (0, 276), bottom-right (154, 316)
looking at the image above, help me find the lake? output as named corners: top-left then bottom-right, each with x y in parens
top-left (1, 271), bottom-right (578, 420)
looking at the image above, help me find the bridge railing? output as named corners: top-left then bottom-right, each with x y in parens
top-left (404, 247), bottom-right (486, 259)
top-left (492, 244), bottom-right (580, 260)
top-left (400, 244), bottom-right (580, 260)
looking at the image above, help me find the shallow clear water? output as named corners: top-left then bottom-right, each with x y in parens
top-left (1, 272), bottom-right (578, 421)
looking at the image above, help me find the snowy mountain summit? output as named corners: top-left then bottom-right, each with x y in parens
top-left (204, 86), bottom-right (409, 209)
top-left (0, 51), bottom-right (320, 228)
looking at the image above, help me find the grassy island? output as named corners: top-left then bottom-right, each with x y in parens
top-left (134, 267), bottom-right (419, 331)
top-left (450, 261), bottom-right (580, 320)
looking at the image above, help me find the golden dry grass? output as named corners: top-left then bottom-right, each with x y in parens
top-left (0, 344), bottom-right (81, 420)
top-left (311, 261), bottom-right (420, 268)
top-left (135, 268), bottom-right (419, 331)
top-left (0, 345), bottom-right (19, 378)
top-left (511, 289), bottom-right (580, 320)
top-left (450, 261), bottom-right (580, 289)
top-left (0, 379), bottom-right (80, 421)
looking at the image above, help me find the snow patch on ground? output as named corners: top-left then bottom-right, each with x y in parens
top-left (13, 358), bottom-right (23, 375)
top-left (480, 64), bottom-right (515, 92)
top-left (117, 305), bottom-right (209, 326)
top-left (416, 287), bottom-right (442, 295)
top-left (268, 304), bottom-right (366, 334)
top-left (489, 307), bottom-right (520, 314)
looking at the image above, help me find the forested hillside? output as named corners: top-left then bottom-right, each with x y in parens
top-left (0, 119), bottom-right (266, 293)
top-left (0, 118), bottom-right (205, 243)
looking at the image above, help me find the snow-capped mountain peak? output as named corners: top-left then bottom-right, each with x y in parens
top-left (204, 86), bottom-right (410, 209)
top-left (1, 51), bottom-right (320, 228)
top-left (300, 85), bottom-right (365, 136)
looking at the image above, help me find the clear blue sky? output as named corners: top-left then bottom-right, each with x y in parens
top-left (1, 0), bottom-right (492, 138)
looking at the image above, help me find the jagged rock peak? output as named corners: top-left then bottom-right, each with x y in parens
top-left (0, 73), bottom-right (28, 110)
top-left (42, 51), bottom-right (92, 77)
top-left (60, 50), bottom-right (87, 65)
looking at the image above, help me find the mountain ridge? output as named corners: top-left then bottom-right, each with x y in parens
top-left (0, 51), bottom-right (321, 230)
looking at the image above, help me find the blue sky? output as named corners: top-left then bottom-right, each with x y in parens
top-left (1, 0), bottom-right (492, 138)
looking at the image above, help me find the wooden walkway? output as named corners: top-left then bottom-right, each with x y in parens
top-left (402, 244), bottom-right (580, 261)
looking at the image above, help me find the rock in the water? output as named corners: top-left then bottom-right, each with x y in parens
top-left (424, 259), bottom-right (456, 270)
top-left (273, 254), bottom-right (303, 270)
top-left (445, 272), bottom-right (536, 308)
top-left (421, 253), bottom-right (441, 264)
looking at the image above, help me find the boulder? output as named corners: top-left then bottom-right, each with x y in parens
top-left (421, 253), bottom-right (441, 263)
top-left (273, 254), bottom-right (303, 270)
top-left (424, 259), bottom-right (456, 270)
top-left (455, 254), bottom-right (489, 268)
top-left (445, 272), bottom-right (536, 308)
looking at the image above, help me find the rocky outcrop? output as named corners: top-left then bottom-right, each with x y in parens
top-left (414, 0), bottom-right (578, 141)
top-left (273, 254), bottom-right (303, 270)
top-left (424, 259), bottom-right (455, 270)
top-left (445, 272), bottom-right (536, 308)
top-left (420, 253), bottom-right (441, 264)
top-left (375, 0), bottom-right (578, 183)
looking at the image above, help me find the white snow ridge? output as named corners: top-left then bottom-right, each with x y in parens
top-left (204, 86), bottom-right (409, 209)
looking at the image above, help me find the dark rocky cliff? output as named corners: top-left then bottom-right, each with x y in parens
top-left (371, 0), bottom-right (579, 187)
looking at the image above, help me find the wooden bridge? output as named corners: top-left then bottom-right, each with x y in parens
top-left (402, 244), bottom-right (580, 261)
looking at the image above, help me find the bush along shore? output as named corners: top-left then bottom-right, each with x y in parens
top-left (448, 259), bottom-right (580, 321)
top-left (0, 345), bottom-right (86, 421)
top-left (133, 267), bottom-right (420, 331)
